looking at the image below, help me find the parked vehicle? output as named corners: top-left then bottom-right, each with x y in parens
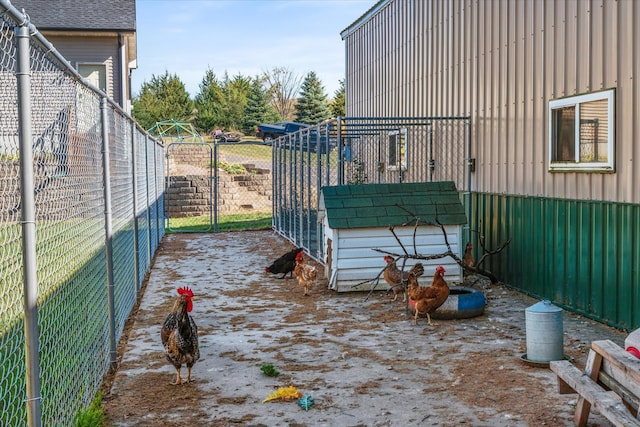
top-left (212, 130), bottom-right (243, 142)
top-left (256, 121), bottom-right (310, 141)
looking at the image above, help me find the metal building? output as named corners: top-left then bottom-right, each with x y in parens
top-left (341, 0), bottom-right (640, 329)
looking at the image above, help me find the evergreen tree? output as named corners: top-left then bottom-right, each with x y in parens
top-left (194, 69), bottom-right (225, 133)
top-left (220, 73), bottom-right (252, 131)
top-left (294, 71), bottom-right (331, 125)
top-left (242, 77), bottom-right (279, 136)
top-left (132, 71), bottom-right (194, 131)
top-left (330, 79), bottom-right (346, 117)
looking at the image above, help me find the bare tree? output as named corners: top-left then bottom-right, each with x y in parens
top-left (262, 67), bottom-right (304, 121)
top-left (354, 205), bottom-right (512, 301)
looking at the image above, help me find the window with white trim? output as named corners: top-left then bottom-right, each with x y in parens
top-left (388, 128), bottom-right (407, 171)
top-left (548, 89), bottom-right (615, 172)
top-left (77, 63), bottom-right (107, 93)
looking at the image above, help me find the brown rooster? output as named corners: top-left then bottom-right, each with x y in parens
top-left (265, 247), bottom-right (303, 279)
top-left (161, 286), bottom-right (200, 385)
top-left (382, 256), bottom-right (424, 302)
top-left (294, 251), bottom-right (317, 296)
top-left (409, 265), bottom-right (450, 326)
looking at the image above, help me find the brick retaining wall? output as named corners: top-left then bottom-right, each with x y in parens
top-left (165, 165), bottom-right (272, 217)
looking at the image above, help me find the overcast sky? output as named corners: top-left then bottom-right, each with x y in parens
top-left (132, 0), bottom-right (375, 98)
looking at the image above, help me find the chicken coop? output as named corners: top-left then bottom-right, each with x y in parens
top-left (318, 181), bottom-right (467, 292)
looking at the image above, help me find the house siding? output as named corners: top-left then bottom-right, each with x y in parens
top-left (47, 35), bottom-right (120, 105)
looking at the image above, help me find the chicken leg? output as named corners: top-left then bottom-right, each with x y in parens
top-left (171, 367), bottom-right (182, 385)
top-left (186, 364), bottom-right (195, 383)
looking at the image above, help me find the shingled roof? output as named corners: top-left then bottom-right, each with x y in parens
top-left (320, 181), bottom-right (467, 229)
top-left (11, 0), bottom-right (136, 31)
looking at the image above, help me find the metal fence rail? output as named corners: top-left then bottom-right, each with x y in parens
top-left (272, 116), bottom-right (471, 261)
top-left (0, 3), bottom-right (164, 426)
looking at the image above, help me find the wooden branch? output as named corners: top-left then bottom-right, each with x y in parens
top-left (373, 206), bottom-right (511, 284)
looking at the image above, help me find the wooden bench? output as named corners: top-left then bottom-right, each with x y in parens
top-left (550, 339), bottom-right (640, 427)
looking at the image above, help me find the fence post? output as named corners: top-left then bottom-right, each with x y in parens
top-left (465, 116), bottom-right (473, 244)
top-left (153, 141), bottom-right (165, 244)
top-left (101, 97), bottom-right (117, 367)
top-left (144, 135), bottom-right (152, 265)
top-left (16, 22), bottom-right (42, 427)
top-left (130, 122), bottom-right (140, 291)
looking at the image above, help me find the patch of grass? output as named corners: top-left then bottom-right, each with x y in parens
top-left (217, 161), bottom-right (247, 174)
top-left (166, 212), bottom-right (271, 233)
top-left (260, 363), bottom-right (280, 377)
top-left (74, 392), bottom-right (105, 427)
top-left (216, 143), bottom-right (273, 160)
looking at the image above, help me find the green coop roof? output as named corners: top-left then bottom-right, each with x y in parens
top-left (320, 181), bottom-right (467, 229)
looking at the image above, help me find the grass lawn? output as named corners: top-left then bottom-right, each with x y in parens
top-left (166, 212), bottom-right (272, 233)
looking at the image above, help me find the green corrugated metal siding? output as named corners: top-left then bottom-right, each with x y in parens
top-left (470, 192), bottom-right (640, 330)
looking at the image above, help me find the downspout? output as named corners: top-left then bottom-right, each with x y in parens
top-left (118, 32), bottom-right (128, 113)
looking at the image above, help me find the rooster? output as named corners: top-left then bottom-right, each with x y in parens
top-left (382, 256), bottom-right (424, 302)
top-left (265, 247), bottom-right (304, 279)
top-left (161, 286), bottom-right (200, 385)
top-left (409, 265), bottom-right (450, 326)
top-left (294, 251), bottom-right (317, 296)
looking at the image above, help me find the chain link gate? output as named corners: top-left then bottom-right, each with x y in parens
top-left (165, 142), bottom-right (213, 232)
top-left (165, 141), bottom-right (274, 233)
top-left (213, 141), bottom-right (273, 232)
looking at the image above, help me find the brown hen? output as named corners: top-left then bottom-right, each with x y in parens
top-left (409, 265), bottom-right (450, 326)
top-left (462, 242), bottom-right (475, 275)
top-left (382, 256), bottom-right (424, 302)
top-left (294, 251), bottom-right (317, 296)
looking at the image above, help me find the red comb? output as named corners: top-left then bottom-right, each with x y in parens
top-left (436, 266), bottom-right (445, 272)
top-left (296, 252), bottom-right (304, 260)
top-left (177, 286), bottom-right (194, 297)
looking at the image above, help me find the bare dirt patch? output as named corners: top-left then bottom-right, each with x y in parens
top-left (101, 231), bottom-right (626, 427)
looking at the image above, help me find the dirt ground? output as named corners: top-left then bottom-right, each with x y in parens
top-left (101, 230), bottom-right (628, 427)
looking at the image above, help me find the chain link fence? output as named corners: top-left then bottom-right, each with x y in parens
top-left (0, 3), bottom-right (164, 426)
top-left (272, 117), bottom-right (471, 260)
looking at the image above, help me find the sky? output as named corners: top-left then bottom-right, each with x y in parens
top-left (132, 0), bottom-right (376, 98)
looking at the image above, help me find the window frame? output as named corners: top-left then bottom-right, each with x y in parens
top-left (77, 62), bottom-right (108, 93)
top-left (548, 89), bottom-right (615, 172)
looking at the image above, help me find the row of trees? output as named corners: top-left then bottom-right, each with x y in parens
top-left (132, 67), bottom-right (346, 136)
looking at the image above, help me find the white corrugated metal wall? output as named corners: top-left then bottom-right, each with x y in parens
top-left (343, 0), bottom-right (639, 204)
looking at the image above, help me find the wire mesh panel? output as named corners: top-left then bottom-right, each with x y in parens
top-left (135, 131), bottom-right (151, 280)
top-left (272, 121), bottom-right (341, 258)
top-left (109, 108), bottom-right (137, 340)
top-left (27, 38), bottom-right (109, 425)
top-left (272, 117), bottom-right (471, 260)
top-left (0, 4), bottom-right (165, 425)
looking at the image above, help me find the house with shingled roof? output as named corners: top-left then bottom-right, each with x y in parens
top-left (11, 0), bottom-right (137, 113)
top-left (318, 181), bottom-right (467, 292)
